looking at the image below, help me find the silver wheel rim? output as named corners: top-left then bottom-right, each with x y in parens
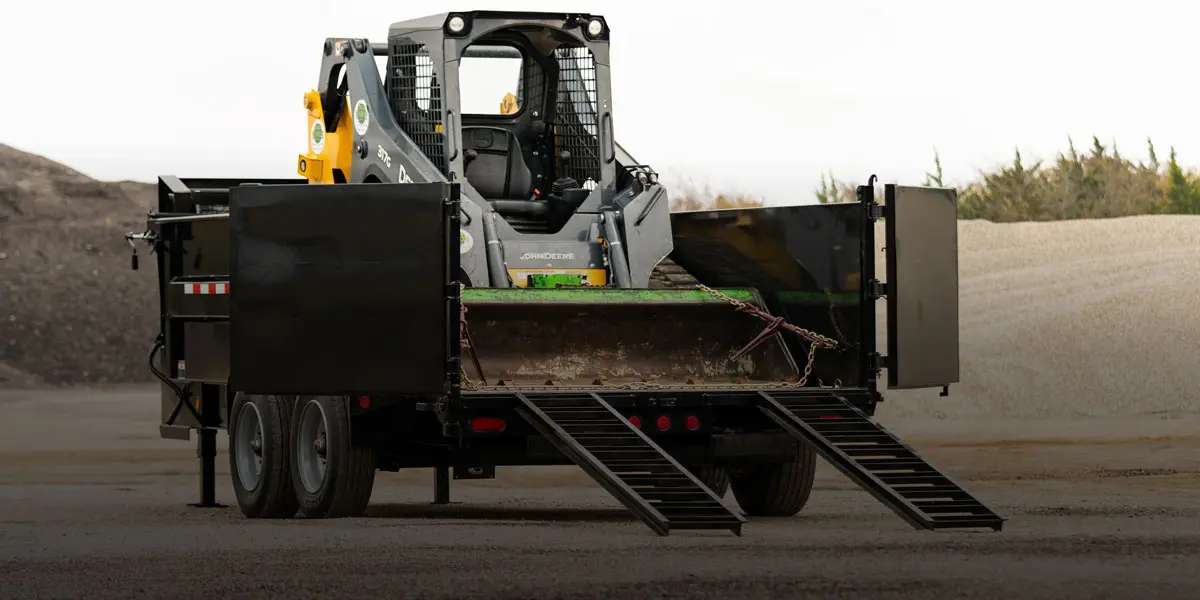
top-left (234, 401), bottom-right (265, 492)
top-left (296, 399), bottom-right (330, 494)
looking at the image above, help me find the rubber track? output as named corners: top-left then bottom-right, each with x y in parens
top-left (647, 257), bottom-right (700, 289)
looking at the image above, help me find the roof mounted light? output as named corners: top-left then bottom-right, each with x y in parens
top-left (447, 15), bottom-right (467, 33)
top-left (586, 19), bottom-right (604, 38)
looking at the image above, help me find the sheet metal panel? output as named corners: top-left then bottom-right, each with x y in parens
top-left (229, 182), bottom-right (456, 396)
top-left (884, 185), bottom-right (960, 389)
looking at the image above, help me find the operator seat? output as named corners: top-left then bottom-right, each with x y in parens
top-left (462, 126), bottom-right (544, 218)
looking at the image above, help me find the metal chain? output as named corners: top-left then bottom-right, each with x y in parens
top-left (694, 285), bottom-right (839, 349)
top-left (694, 284), bottom-right (838, 387)
top-left (823, 287), bottom-right (852, 349)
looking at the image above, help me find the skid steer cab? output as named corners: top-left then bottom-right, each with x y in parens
top-left (294, 12), bottom-right (672, 290)
top-left (122, 10), bottom-right (1002, 537)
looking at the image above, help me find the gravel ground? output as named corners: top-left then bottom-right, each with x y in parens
top-left (1, 386), bottom-right (1198, 599)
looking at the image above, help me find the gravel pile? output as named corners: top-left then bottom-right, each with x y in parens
top-left (0, 143), bottom-right (158, 386)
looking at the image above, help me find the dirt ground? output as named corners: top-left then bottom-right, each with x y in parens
top-left (1, 385), bottom-right (1197, 599)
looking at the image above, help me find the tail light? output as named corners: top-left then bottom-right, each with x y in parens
top-left (685, 415), bottom-right (700, 430)
top-left (656, 415), bottom-right (671, 431)
top-left (471, 417), bottom-right (506, 432)
top-left (628, 415), bottom-right (642, 428)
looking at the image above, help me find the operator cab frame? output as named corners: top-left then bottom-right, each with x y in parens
top-left (384, 11), bottom-right (622, 233)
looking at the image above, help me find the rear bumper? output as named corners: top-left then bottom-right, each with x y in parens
top-left (525, 431), bottom-right (801, 463)
top-left (458, 385), bottom-right (876, 411)
top-left (379, 431), bottom-right (804, 469)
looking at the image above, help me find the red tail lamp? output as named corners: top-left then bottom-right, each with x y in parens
top-left (656, 415), bottom-right (671, 431)
top-left (628, 415), bottom-right (642, 428)
top-left (358, 396), bottom-right (372, 409)
top-left (685, 415), bottom-right (700, 431)
top-left (471, 417), bottom-right (506, 432)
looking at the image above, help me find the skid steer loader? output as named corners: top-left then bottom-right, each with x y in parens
top-left (125, 10), bottom-right (1003, 535)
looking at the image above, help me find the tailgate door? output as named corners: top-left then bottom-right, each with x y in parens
top-left (229, 182), bottom-right (459, 396)
top-left (883, 184), bottom-right (960, 390)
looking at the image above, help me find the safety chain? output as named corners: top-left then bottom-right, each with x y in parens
top-left (822, 287), bottom-right (852, 349)
top-left (695, 284), bottom-right (838, 388)
top-left (459, 302), bottom-right (486, 390)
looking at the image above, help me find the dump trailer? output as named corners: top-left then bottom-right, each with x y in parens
top-left (123, 10), bottom-right (1003, 535)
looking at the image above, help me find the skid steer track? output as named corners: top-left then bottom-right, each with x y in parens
top-left (648, 257), bottom-right (700, 289)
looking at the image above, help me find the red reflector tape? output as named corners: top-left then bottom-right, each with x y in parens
top-left (181, 282), bottom-right (230, 295)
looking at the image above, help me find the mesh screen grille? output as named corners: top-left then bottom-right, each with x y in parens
top-left (518, 52), bottom-right (546, 116)
top-left (552, 46), bottom-right (601, 187)
top-left (387, 42), bottom-right (446, 175)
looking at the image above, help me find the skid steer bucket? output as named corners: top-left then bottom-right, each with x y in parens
top-left (459, 288), bottom-right (800, 388)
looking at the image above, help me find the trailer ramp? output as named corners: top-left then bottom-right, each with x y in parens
top-left (514, 392), bottom-right (745, 536)
top-left (758, 390), bottom-right (1004, 531)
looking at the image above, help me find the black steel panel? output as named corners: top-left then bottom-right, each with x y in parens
top-left (229, 182), bottom-right (457, 396)
top-left (884, 185), bottom-right (960, 389)
top-left (179, 219), bottom-right (232, 278)
top-left (183, 322), bottom-right (229, 383)
top-left (669, 203), bottom-right (866, 387)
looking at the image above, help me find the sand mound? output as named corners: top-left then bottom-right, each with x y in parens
top-left (0, 143), bottom-right (158, 385)
top-left (877, 214), bottom-right (1200, 419)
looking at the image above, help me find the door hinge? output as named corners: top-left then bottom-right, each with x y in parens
top-left (868, 279), bottom-right (887, 299)
top-left (868, 353), bottom-right (888, 372)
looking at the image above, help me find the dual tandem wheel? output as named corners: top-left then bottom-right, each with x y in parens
top-left (228, 393), bottom-right (818, 519)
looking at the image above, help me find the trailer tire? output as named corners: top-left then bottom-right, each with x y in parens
top-left (290, 395), bottom-right (377, 518)
top-left (228, 393), bottom-right (299, 518)
top-left (690, 465), bottom-right (730, 497)
top-left (729, 442), bottom-right (817, 517)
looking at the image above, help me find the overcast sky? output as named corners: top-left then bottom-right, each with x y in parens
top-left (4, 0), bottom-right (1198, 204)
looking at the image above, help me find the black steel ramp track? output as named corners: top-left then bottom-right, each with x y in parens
top-left (514, 392), bottom-right (745, 536)
top-left (757, 390), bottom-right (1005, 531)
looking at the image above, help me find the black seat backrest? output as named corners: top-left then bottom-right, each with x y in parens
top-left (462, 126), bottom-right (533, 199)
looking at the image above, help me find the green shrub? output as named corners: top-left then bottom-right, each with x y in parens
top-left (675, 136), bottom-right (1200, 220)
top-left (928, 137), bottom-right (1199, 221)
